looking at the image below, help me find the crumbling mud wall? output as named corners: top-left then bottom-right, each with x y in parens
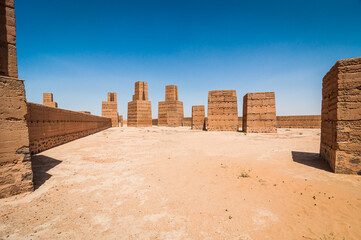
top-left (243, 92), bottom-right (276, 133)
top-left (43, 93), bottom-right (58, 108)
top-left (320, 57), bottom-right (361, 174)
top-left (127, 81), bottom-right (152, 127)
top-left (192, 105), bottom-right (205, 130)
top-left (276, 115), bottom-right (321, 128)
top-left (158, 85), bottom-right (184, 127)
top-left (0, 0), bottom-right (34, 198)
top-left (207, 90), bottom-right (238, 131)
top-left (27, 103), bottom-right (112, 154)
top-left (102, 92), bottom-right (119, 127)
top-left (182, 117), bottom-right (192, 127)
top-left (0, 76), bottom-right (33, 198)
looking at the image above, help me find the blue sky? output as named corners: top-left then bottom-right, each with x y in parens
top-left (16, 0), bottom-right (361, 118)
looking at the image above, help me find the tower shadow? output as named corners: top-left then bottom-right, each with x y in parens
top-left (31, 155), bottom-right (62, 189)
top-left (291, 151), bottom-right (332, 172)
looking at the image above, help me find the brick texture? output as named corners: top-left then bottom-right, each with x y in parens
top-left (0, 76), bottom-right (33, 198)
top-left (182, 117), bottom-right (192, 127)
top-left (158, 85), bottom-right (184, 127)
top-left (276, 115), bottom-right (321, 128)
top-left (207, 90), bottom-right (238, 131)
top-left (119, 115), bottom-right (124, 127)
top-left (243, 92), bottom-right (277, 133)
top-left (127, 81), bottom-right (152, 127)
top-left (320, 57), bottom-right (361, 175)
top-left (192, 105), bottom-right (205, 130)
top-left (102, 92), bottom-right (119, 127)
top-left (43, 93), bottom-right (58, 108)
top-left (27, 103), bottom-right (112, 154)
top-left (0, 0), bottom-right (18, 78)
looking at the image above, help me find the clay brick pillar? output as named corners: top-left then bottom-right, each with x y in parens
top-left (158, 85), bottom-right (184, 127)
top-left (191, 105), bottom-right (205, 130)
top-left (242, 92), bottom-right (277, 133)
top-left (0, 0), bottom-right (33, 198)
top-left (43, 93), bottom-right (58, 108)
top-left (207, 90), bottom-right (238, 131)
top-left (320, 57), bottom-right (361, 174)
top-left (119, 115), bottom-right (124, 127)
top-left (127, 81), bottom-right (152, 127)
top-left (102, 92), bottom-right (119, 127)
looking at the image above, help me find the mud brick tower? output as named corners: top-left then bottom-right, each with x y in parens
top-left (127, 81), bottom-right (152, 127)
top-left (242, 92), bottom-right (277, 133)
top-left (191, 105), bottom-right (205, 130)
top-left (0, 0), bottom-right (34, 198)
top-left (320, 57), bottom-right (361, 174)
top-left (102, 92), bottom-right (119, 127)
top-left (158, 85), bottom-right (184, 127)
top-left (207, 90), bottom-right (238, 131)
top-left (119, 115), bottom-right (124, 127)
top-left (43, 93), bottom-right (58, 108)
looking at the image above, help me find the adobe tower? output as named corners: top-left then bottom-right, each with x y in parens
top-left (127, 81), bottom-right (152, 127)
top-left (158, 85), bottom-right (184, 127)
top-left (102, 92), bottom-right (119, 127)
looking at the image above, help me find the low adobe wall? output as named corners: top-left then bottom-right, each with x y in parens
top-left (27, 103), bottom-right (112, 154)
top-left (276, 115), bottom-right (321, 129)
top-left (182, 117), bottom-right (192, 127)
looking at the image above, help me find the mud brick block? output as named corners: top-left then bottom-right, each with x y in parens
top-left (320, 57), bottom-right (361, 175)
top-left (207, 90), bottom-right (238, 131)
top-left (42, 93), bottom-right (58, 108)
top-left (158, 85), bottom-right (184, 127)
top-left (243, 92), bottom-right (276, 133)
top-left (127, 81), bottom-right (152, 127)
top-left (276, 115), bottom-right (321, 128)
top-left (192, 105), bottom-right (205, 130)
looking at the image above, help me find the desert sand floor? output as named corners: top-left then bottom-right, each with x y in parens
top-left (1, 127), bottom-right (360, 240)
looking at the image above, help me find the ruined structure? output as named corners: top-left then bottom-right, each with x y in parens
top-left (102, 92), bottom-right (119, 127)
top-left (0, 0), bottom-right (33, 198)
top-left (276, 115), bottom-right (321, 129)
top-left (158, 85), bottom-right (184, 127)
top-left (27, 103), bottom-right (111, 154)
top-left (119, 115), bottom-right (124, 127)
top-left (43, 93), bottom-right (58, 108)
top-left (127, 81), bottom-right (152, 127)
top-left (320, 57), bottom-right (361, 174)
top-left (243, 92), bottom-right (277, 133)
top-left (207, 90), bottom-right (238, 131)
top-left (192, 105), bottom-right (205, 130)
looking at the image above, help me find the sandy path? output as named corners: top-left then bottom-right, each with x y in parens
top-left (0, 127), bottom-right (360, 240)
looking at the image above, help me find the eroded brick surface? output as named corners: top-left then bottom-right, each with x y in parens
top-left (27, 103), bottom-right (112, 154)
top-left (158, 85), bottom-right (184, 127)
top-left (243, 92), bottom-right (276, 133)
top-left (192, 105), bottom-right (205, 130)
top-left (320, 57), bottom-right (361, 175)
top-left (207, 90), bottom-right (238, 131)
top-left (102, 92), bottom-right (119, 127)
top-left (182, 117), bottom-right (192, 127)
top-left (276, 115), bottom-right (321, 128)
top-left (127, 81), bottom-right (152, 127)
top-left (0, 76), bottom-right (33, 198)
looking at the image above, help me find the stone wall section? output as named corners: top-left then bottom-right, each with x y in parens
top-left (192, 105), bottom-right (205, 130)
top-left (127, 81), bottom-right (152, 127)
top-left (0, 76), bottom-right (33, 198)
top-left (27, 103), bottom-right (112, 154)
top-left (102, 92), bottom-right (119, 127)
top-left (243, 92), bottom-right (276, 133)
top-left (158, 85), bottom-right (184, 127)
top-left (320, 57), bottom-right (361, 174)
top-left (207, 90), bottom-right (238, 131)
top-left (276, 115), bottom-right (321, 128)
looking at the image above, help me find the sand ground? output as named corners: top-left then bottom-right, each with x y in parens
top-left (1, 127), bottom-right (360, 240)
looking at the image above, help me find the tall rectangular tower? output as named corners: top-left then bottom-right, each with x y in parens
top-left (207, 90), bottom-right (238, 131)
top-left (158, 85), bottom-right (184, 127)
top-left (191, 105), bottom-right (205, 130)
top-left (43, 93), bottom-right (58, 108)
top-left (127, 81), bottom-right (152, 127)
top-left (0, 0), bottom-right (34, 198)
top-left (102, 92), bottom-right (119, 127)
top-left (242, 92), bottom-right (276, 133)
top-left (320, 57), bottom-right (361, 174)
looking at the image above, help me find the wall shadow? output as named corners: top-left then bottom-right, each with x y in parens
top-left (291, 151), bottom-right (332, 172)
top-left (31, 155), bottom-right (62, 190)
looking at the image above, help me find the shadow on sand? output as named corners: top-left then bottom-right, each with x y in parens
top-left (291, 151), bottom-right (332, 172)
top-left (31, 155), bottom-right (62, 190)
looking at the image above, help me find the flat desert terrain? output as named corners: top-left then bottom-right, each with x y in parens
top-left (1, 127), bottom-right (360, 240)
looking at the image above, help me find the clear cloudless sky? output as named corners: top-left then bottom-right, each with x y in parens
top-left (16, 0), bottom-right (361, 118)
